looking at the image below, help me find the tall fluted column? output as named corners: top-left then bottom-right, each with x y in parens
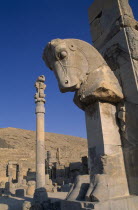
top-left (34, 75), bottom-right (46, 189)
top-left (29, 76), bottom-right (48, 208)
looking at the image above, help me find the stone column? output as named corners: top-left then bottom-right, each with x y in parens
top-left (7, 162), bottom-right (15, 194)
top-left (33, 75), bottom-right (48, 204)
top-left (35, 75), bottom-right (46, 189)
top-left (56, 148), bottom-right (60, 164)
top-left (8, 163), bottom-right (13, 193)
top-left (17, 163), bottom-right (23, 185)
top-left (46, 151), bottom-right (53, 179)
top-left (85, 102), bottom-right (129, 201)
top-left (35, 103), bottom-right (45, 188)
top-left (47, 151), bottom-right (51, 164)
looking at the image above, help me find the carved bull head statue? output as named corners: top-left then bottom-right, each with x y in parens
top-left (43, 39), bottom-right (123, 109)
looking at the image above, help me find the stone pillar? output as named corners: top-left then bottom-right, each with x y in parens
top-left (36, 102), bottom-right (45, 188)
top-left (7, 162), bottom-right (15, 194)
top-left (56, 148), bottom-right (60, 164)
top-left (33, 75), bottom-right (48, 204)
top-left (35, 75), bottom-right (46, 189)
top-left (17, 163), bottom-right (23, 185)
top-left (88, 0), bottom-right (138, 195)
top-left (8, 163), bottom-right (13, 193)
top-left (47, 151), bottom-right (52, 179)
top-left (47, 151), bottom-right (51, 164)
top-left (85, 102), bottom-right (129, 201)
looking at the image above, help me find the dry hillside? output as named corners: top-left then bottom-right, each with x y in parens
top-left (0, 127), bottom-right (87, 182)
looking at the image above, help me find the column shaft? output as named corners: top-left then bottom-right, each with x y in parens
top-left (36, 103), bottom-right (45, 189)
top-left (85, 102), bottom-right (129, 201)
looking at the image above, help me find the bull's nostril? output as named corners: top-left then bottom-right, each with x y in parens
top-left (65, 80), bottom-right (68, 84)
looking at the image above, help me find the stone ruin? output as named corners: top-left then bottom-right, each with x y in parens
top-left (43, 0), bottom-right (138, 209)
top-left (0, 0), bottom-right (137, 210)
top-left (0, 142), bottom-right (87, 209)
top-left (45, 150), bottom-right (88, 191)
top-left (3, 161), bottom-right (35, 197)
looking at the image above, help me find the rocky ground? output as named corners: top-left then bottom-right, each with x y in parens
top-left (0, 127), bottom-right (87, 182)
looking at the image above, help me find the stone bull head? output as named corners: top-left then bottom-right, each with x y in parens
top-left (43, 39), bottom-right (123, 109)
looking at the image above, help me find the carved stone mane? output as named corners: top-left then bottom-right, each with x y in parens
top-left (43, 39), bottom-right (123, 109)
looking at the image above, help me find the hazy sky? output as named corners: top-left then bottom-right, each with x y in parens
top-left (0, 0), bottom-right (137, 138)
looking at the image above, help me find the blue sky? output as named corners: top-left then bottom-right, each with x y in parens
top-left (0, 0), bottom-right (137, 138)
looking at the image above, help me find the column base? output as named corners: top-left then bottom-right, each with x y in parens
top-left (61, 195), bottom-right (138, 210)
top-left (33, 187), bottom-right (48, 205)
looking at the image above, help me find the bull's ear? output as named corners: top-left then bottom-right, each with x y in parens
top-left (68, 43), bottom-right (77, 51)
top-left (42, 47), bottom-right (53, 71)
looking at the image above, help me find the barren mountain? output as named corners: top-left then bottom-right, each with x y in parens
top-left (0, 127), bottom-right (87, 182)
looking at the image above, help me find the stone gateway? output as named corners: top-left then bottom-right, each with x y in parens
top-left (43, 0), bottom-right (138, 209)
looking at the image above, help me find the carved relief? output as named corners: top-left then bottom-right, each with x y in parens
top-left (43, 39), bottom-right (124, 109)
top-left (34, 75), bottom-right (46, 103)
top-left (43, 38), bottom-right (126, 202)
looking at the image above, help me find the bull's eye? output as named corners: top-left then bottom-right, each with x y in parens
top-left (58, 51), bottom-right (67, 60)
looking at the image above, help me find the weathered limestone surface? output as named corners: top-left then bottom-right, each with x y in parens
top-left (7, 161), bottom-right (23, 194)
top-left (88, 0), bottom-right (138, 196)
top-left (43, 38), bottom-right (128, 204)
top-left (43, 1), bottom-right (138, 207)
top-left (66, 175), bottom-right (89, 201)
top-left (7, 162), bottom-right (13, 194)
top-left (85, 102), bottom-right (121, 154)
top-left (85, 102), bottom-right (129, 201)
top-left (34, 75), bottom-right (46, 189)
top-left (26, 181), bottom-right (35, 196)
top-left (17, 163), bottom-right (23, 185)
top-left (43, 39), bottom-right (123, 109)
top-left (61, 196), bottom-right (138, 210)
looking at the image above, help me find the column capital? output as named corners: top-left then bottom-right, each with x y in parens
top-left (34, 75), bottom-right (46, 103)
